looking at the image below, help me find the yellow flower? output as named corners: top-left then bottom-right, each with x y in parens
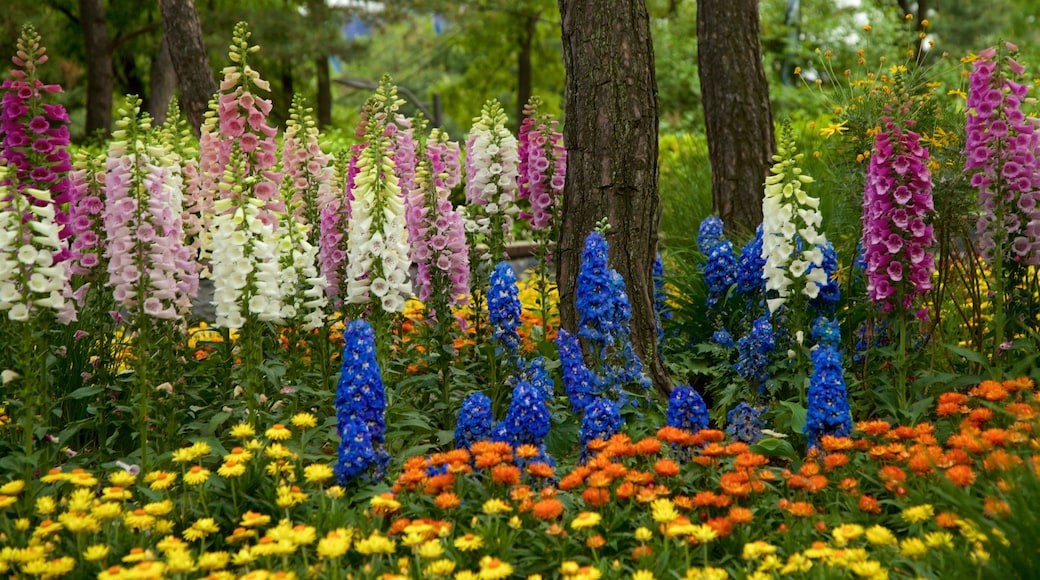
top-left (632, 571), bottom-right (655, 580)
top-left (820, 120), bottom-right (849, 138)
top-left (145, 470), bottom-right (177, 491)
top-left (291, 412), bottom-right (318, 429)
top-left (508, 515), bottom-right (522, 529)
top-left (863, 24), bottom-right (872, 31)
top-left (83, 544), bottom-right (110, 562)
top-left (184, 518), bottom-right (220, 541)
top-left (229, 423), bottom-right (255, 438)
top-left (266, 423), bottom-right (293, 440)
top-left (370, 493), bottom-right (402, 511)
top-left (779, 553), bottom-right (812, 574)
top-left (899, 537), bottom-right (928, 559)
top-left (240, 511), bottom-right (271, 528)
top-left (317, 528), bottom-right (352, 559)
top-left (847, 560), bottom-right (885, 578)
top-left (35, 495), bottom-right (57, 515)
top-left (478, 555), bottom-right (514, 580)
top-left (195, 550), bottom-right (230, 571)
top-left (455, 572), bottom-right (479, 580)
top-left (303, 463), bottom-right (335, 484)
top-left (326, 486), bottom-right (345, 499)
top-left (831, 523), bottom-right (865, 547)
top-left (276, 485), bottom-right (308, 508)
top-left (124, 509), bottom-right (156, 531)
top-left (570, 511), bottom-right (602, 530)
top-left (650, 498), bottom-right (679, 523)
top-left (424, 559), bottom-right (456, 577)
top-left (108, 470), bottom-right (137, 487)
top-left (157, 535), bottom-right (188, 553)
top-left (742, 541), bottom-right (777, 560)
top-left (417, 539), bottom-right (444, 559)
top-left (482, 498), bottom-right (512, 514)
top-left (91, 501), bottom-right (122, 521)
top-left (121, 548), bottom-right (156, 563)
top-left (634, 527), bottom-right (653, 541)
top-left (21, 556), bottom-right (76, 577)
top-left (354, 531), bottom-right (396, 555)
top-left (218, 460), bottom-right (246, 478)
top-left (454, 533), bottom-right (484, 552)
top-left (901, 504), bottom-right (934, 525)
top-left (0, 495), bottom-right (17, 510)
top-left (184, 465), bottom-right (211, 486)
top-left (924, 531), bottom-right (954, 549)
top-left (683, 567), bottom-right (728, 580)
top-left (165, 549), bottom-right (195, 574)
top-left (0, 480), bottom-right (25, 495)
top-left (689, 524), bottom-right (718, 544)
top-left (864, 525), bottom-right (897, 546)
top-left (143, 500), bottom-right (174, 517)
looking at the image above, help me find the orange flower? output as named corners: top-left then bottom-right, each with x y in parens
top-left (965, 407), bottom-right (994, 427)
top-left (434, 492), bottom-right (460, 509)
top-left (819, 436), bottom-right (854, 452)
top-left (839, 477), bottom-right (858, 491)
top-left (491, 465), bottom-right (521, 486)
top-left (980, 428), bottom-right (1010, 447)
top-left (983, 496), bottom-right (1010, 517)
top-left (785, 501), bottom-right (815, 517)
top-left (970, 380), bottom-right (1009, 401)
top-left (805, 475), bottom-right (829, 493)
top-left (634, 437), bottom-right (662, 455)
top-left (727, 506), bottom-right (753, 524)
top-left (510, 486), bottom-right (532, 502)
top-left (474, 453), bottom-right (505, 469)
top-left (532, 498), bottom-right (564, 521)
top-left (625, 470), bottom-right (655, 486)
top-left (559, 472), bottom-right (586, 491)
top-left (615, 481), bottom-right (635, 500)
top-left (857, 494), bottom-right (881, 514)
top-left (423, 473), bottom-right (455, 495)
top-left (857, 420), bottom-right (891, 436)
top-left (515, 444), bottom-right (540, 459)
top-left (935, 512), bottom-right (959, 528)
top-left (945, 464), bottom-right (976, 487)
top-left (691, 491), bottom-right (719, 507)
top-left (587, 471), bottom-right (613, 489)
top-left (890, 426), bottom-right (916, 439)
top-left (878, 465), bottom-right (906, 491)
top-left (657, 426), bottom-right (695, 445)
top-left (705, 516), bottom-right (733, 537)
top-left (1005, 376), bottom-right (1034, 391)
top-left (581, 487), bottom-right (610, 507)
top-left (799, 462), bottom-right (820, 477)
top-left (822, 453), bottom-right (849, 471)
top-left (632, 544), bottom-right (653, 560)
top-left (983, 449), bottom-right (1022, 471)
top-left (586, 534), bottom-right (606, 549)
top-left (653, 458), bottom-right (680, 478)
top-left (527, 463), bottom-right (555, 479)
top-left (1004, 402), bottom-right (1034, 420)
top-left (735, 453), bottom-right (769, 470)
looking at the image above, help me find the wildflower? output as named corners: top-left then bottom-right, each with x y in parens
top-left (734, 315), bottom-right (775, 391)
top-left (265, 423), bottom-right (292, 440)
top-left (901, 504), bottom-right (935, 524)
top-left (454, 534), bottom-right (484, 551)
top-left (689, 524), bottom-right (719, 543)
top-left (742, 541), bottom-right (777, 559)
top-left (666, 385), bottom-right (709, 435)
top-left (570, 511), bottom-right (602, 530)
top-left (303, 463), bottom-right (335, 484)
top-left (218, 460), bottom-right (246, 478)
top-left (0, 480), bottom-right (24, 495)
top-left (945, 464), bottom-right (976, 487)
top-left (478, 556), bottom-right (514, 580)
top-left (482, 498), bottom-right (512, 514)
top-left (455, 392), bottom-right (494, 449)
top-left (819, 120), bottom-right (849, 138)
top-left (184, 518), bottom-right (220, 541)
top-left (354, 531), bottom-right (396, 555)
top-left (183, 466), bottom-right (211, 486)
top-left (697, 217), bottom-right (736, 309)
top-left (464, 98), bottom-right (520, 269)
top-left (900, 537), bottom-right (928, 559)
top-left (83, 544), bottom-right (110, 562)
top-left (581, 398), bottom-right (622, 458)
top-left (335, 319), bottom-right (389, 483)
top-left (517, 96), bottom-right (565, 237)
top-left (229, 423), bottom-right (255, 438)
top-left (425, 559), bottom-right (457, 577)
top-left (651, 498), bottom-right (680, 523)
top-left (317, 529), bottom-right (352, 559)
top-left (488, 262), bottom-right (522, 354)
top-left (683, 567), bottom-right (728, 580)
top-left (726, 402), bottom-right (765, 444)
top-left (145, 471), bottom-right (176, 491)
top-left (804, 318), bottom-right (853, 450)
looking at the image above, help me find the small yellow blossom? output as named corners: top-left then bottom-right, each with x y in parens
top-left (820, 120), bottom-right (849, 138)
top-left (454, 533), bottom-right (484, 552)
top-left (864, 525), bottom-right (897, 546)
top-left (354, 531), bottom-right (396, 555)
top-left (650, 498), bottom-right (679, 523)
top-left (35, 495), bottom-right (57, 515)
top-left (634, 527), bottom-right (653, 541)
top-left (901, 504), bottom-right (934, 525)
top-left (478, 556), bottom-right (514, 580)
top-left (83, 544), bottom-right (110, 562)
top-left (900, 537), bottom-right (928, 559)
top-left (184, 465), bottom-right (211, 486)
top-left (0, 480), bottom-right (25, 495)
top-left (291, 412), bottom-right (318, 429)
top-left (416, 539), bottom-right (444, 559)
top-left (482, 498), bottom-right (512, 514)
top-left (266, 423), bottom-right (292, 440)
top-left (145, 470), bottom-right (177, 491)
top-left (742, 541), bottom-right (777, 560)
top-left (424, 558), bottom-right (456, 577)
top-left (184, 518), bottom-right (220, 541)
top-left (197, 551), bottom-right (231, 571)
top-left (304, 463), bottom-right (335, 483)
top-left (317, 528), bottom-right (352, 559)
top-left (570, 511), bottom-right (602, 530)
top-left (229, 423), bottom-right (255, 438)
top-left (683, 567), bottom-right (728, 580)
top-left (689, 524), bottom-right (718, 544)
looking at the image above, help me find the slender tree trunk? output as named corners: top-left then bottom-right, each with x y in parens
top-left (697, 0), bottom-right (774, 234)
top-left (517, 13), bottom-right (537, 124)
top-left (557, 0), bottom-right (672, 395)
top-left (315, 55), bottom-right (332, 128)
top-left (158, 0), bottom-right (217, 137)
top-left (80, 0), bottom-right (113, 138)
top-left (147, 36), bottom-right (178, 124)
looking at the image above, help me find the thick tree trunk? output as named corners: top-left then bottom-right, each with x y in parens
top-left (80, 0), bottom-right (113, 138)
top-left (697, 0), bottom-right (775, 234)
top-left (147, 36), bottom-right (178, 124)
top-left (557, 0), bottom-right (672, 395)
top-left (158, 0), bottom-right (217, 137)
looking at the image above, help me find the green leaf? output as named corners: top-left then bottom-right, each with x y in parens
top-left (942, 343), bottom-right (990, 366)
top-left (68, 385), bottom-right (102, 400)
top-left (750, 437), bottom-right (798, 461)
top-left (207, 411), bottom-right (232, 435)
top-left (779, 401), bottom-right (807, 434)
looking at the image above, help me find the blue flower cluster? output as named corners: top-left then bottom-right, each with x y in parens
top-left (493, 380), bottom-right (550, 448)
top-left (712, 328), bottom-right (735, 349)
top-left (726, 402), bottom-right (765, 444)
top-left (734, 314), bottom-right (775, 391)
top-left (804, 317), bottom-right (852, 450)
top-left (697, 216), bottom-right (725, 252)
top-left (455, 392), bottom-right (494, 449)
top-left (704, 239), bottom-right (736, 308)
top-left (665, 385), bottom-right (709, 434)
top-left (334, 319), bottom-right (389, 483)
top-left (575, 232), bottom-right (632, 348)
top-left (580, 397), bottom-right (621, 460)
top-left (811, 316), bottom-right (841, 350)
top-left (516, 356), bottom-right (554, 400)
top-left (557, 328), bottom-right (597, 414)
top-left (809, 242), bottom-right (841, 313)
top-left (735, 225), bottom-right (766, 295)
top-left (488, 262), bottom-right (522, 355)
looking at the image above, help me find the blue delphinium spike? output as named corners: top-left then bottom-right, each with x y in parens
top-left (580, 397), bottom-right (621, 461)
top-left (455, 392), bottom-right (494, 449)
top-left (488, 261), bottom-right (522, 356)
top-left (726, 402), bottom-right (765, 444)
top-left (804, 317), bottom-right (852, 450)
top-left (734, 314), bottom-right (775, 392)
top-left (735, 225), bottom-right (766, 296)
top-left (665, 385), bottom-right (710, 434)
top-left (334, 319), bottom-right (388, 483)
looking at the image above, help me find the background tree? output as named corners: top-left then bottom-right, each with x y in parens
top-left (158, 0), bottom-right (217, 136)
top-left (80, 0), bottom-right (114, 137)
top-left (697, 0), bottom-right (775, 235)
top-left (557, 0), bottom-right (672, 395)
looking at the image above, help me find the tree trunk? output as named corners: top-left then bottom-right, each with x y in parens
top-left (158, 0), bottom-right (217, 137)
top-left (557, 0), bottom-right (672, 396)
top-left (517, 13), bottom-right (537, 125)
top-left (147, 36), bottom-right (178, 124)
top-left (315, 55), bottom-right (332, 128)
top-left (80, 0), bottom-right (113, 138)
top-left (697, 0), bottom-right (775, 234)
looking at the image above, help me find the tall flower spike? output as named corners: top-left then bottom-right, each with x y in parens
top-left (965, 45), bottom-right (1040, 266)
top-left (804, 317), bottom-right (852, 450)
top-left (488, 262), bottom-right (522, 355)
top-left (345, 77), bottom-right (412, 313)
top-left (580, 397), bottom-right (622, 461)
top-left (103, 96), bottom-right (198, 320)
top-left (335, 319), bottom-right (390, 482)
top-left (455, 392), bottom-right (494, 449)
top-left (494, 379), bottom-right (550, 449)
top-left (0, 174), bottom-right (67, 320)
top-left (517, 96), bottom-right (565, 235)
top-left (698, 217), bottom-right (736, 309)
top-left (465, 99), bottom-right (520, 269)
top-left (67, 150), bottom-right (107, 282)
top-left (862, 116), bottom-right (935, 313)
top-left (665, 385), bottom-right (709, 435)
top-left (318, 148), bottom-right (359, 305)
top-left (761, 124), bottom-right (827, 313)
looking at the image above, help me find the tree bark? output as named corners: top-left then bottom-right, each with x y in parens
top-left (80, 0), bottom-right (113, 138)
top-left (158, 0), bottom-right (217, 137)
top-left (315, 55), bottom-right (332, 128)
top-left (557, 0), bottom-right (672, 395)
top-left (147, 35), bottom-right (178, 124)
top-left (697, 0), bottom-right (775, 234)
